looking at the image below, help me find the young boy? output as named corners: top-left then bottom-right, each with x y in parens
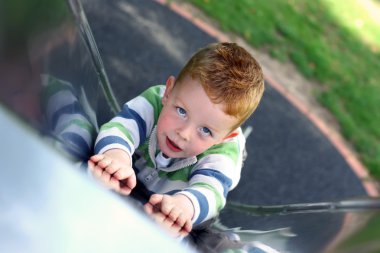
top-left (88, 42), bottom-right (264, 237)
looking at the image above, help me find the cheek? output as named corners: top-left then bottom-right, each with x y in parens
top-left (157, 110), bottom-right (175, 132)
top-left (188, 139), bottom-right (215, 155)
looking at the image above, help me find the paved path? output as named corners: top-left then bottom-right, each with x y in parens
top-left (82, 0), bottom-right (368, 252)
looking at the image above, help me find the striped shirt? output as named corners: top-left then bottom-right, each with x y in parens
top-left (94, 85), bottom-right (245, 225)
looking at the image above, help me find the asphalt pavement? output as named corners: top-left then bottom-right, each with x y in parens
top-left (81, 1), bottom-right (368, 252)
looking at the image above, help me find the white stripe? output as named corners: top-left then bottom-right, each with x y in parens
top-left (54, 113), bottom-right (89, 133)
top-left (233, 131), bottom-right (245, 189)
top-left (159, 86), bottom-right (166, 97)
top-left (97, 143), bottom-right (131, 157)
top-left (127, 96), bottom-right (155, 136)
top-left (96, 127), bottom-right (135, 154)
top-left (190, 174), bottom-right (224, 198)
top-left (191, 186), bottom-right (219, 221)
top-left (111, 116), bottom-right (140, 147)
top-left (59, 123), bottom-right (92, 148)
top-left (194, 154), bottom-right (239, 189)
top-left (46, 90), bottom-right (77, 120)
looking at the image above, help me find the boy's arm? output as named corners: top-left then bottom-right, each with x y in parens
top-left (144, 137), bottom-right (245, 233)
top-left (90, 86), bottom-right (164, 194)
top-left (94, 86), bottom-right (164, 161)
top-left (143, 155), bottom-right (241, 236)
top-left (180, 138), bottom-right (245, 226)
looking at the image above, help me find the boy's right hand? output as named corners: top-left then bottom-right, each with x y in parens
top-left (88, 149), bottom-right (136, 195)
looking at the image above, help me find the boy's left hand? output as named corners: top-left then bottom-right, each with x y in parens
top-left (144, 194), bottom-right (193, 237)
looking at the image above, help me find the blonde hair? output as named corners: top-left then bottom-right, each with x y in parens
top-left (176, 42), bottom-right (264, 130)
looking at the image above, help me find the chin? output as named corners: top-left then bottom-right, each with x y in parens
top-left (166, 151), bottom-right (183, 159)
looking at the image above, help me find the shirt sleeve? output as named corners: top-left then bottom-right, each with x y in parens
top-left (94, 85), bottom-right (165, 156)
top-left (176, 131), bottom-right (245, 225)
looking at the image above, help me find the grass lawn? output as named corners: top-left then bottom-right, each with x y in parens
top-left (187, 0), bottom-right (380, 179)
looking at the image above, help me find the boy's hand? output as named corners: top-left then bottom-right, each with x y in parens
top-left (144, 194), bottom-right (194, 237)
top-left (88, 149), bottom-right (136, 195)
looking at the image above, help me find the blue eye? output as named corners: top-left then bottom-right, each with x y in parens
top-left (176, 107), bottom-right (186, 117)
top-left (199, 127), bottom-right (212, 137)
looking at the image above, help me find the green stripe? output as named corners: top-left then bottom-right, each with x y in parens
top-left (158, 165), bottom-right (192, 182)
top-left (61, 118), bottom-right (94, 134)
top-left (223, 249), bottom-right (246, 253)
top-left (100, 122), bottom-right (134, 145)
top-left (140, 85), bottom-right (164, 124)
top-left (197, 141), bottom-right (239, 165)
top-left (191, 182), bottom-right (224, 211)
top-left (137, 139), bottom-right (155, 168)
top-left (41, 77), bottom-right (74, 107)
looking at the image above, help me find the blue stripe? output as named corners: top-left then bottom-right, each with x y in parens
top-left (190, 169), bottom-right (232, 198)
top-left (52, 102), bottom-right (90, 129)
top-left (165, 190), bottom-right (181, 195)
top-left (184, 189), bottom-right (209, 225)
top-left (61, 132), bottom-right (91, 160)
top-left (63, 146), bottom-right (87, 161)
top-left (95, 136), bottom-right (131, 154)
top-left (118, 104), bottom-right (146, 145)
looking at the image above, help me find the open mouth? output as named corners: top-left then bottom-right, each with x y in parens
top-left (166, 137), bottom-right (182, 152)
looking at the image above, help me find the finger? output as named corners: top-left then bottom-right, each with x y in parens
top-left (150, 209), bottom-right (167, 224)
top-left (118, 186), bottom-right (132, 195)
top-left (124, 172), bottom-right (137, 190)
top-left (113, 166), bottom-right (134, 180)
top-left (161, 195), bottom-right (175, 215)
top-left (160, 201), bottom-right (175, 217)
top-left (149, 194), bottom-right (164, 206)
top-left (144, 202), bottom-right (154, 215)
top-left (167, 207), bottom-right (181, 222)
top-left (92, 165), bottom-right (104, 178)
top-left (118, 173), bottom-right (136, 195)
top-left (151, 212), bottom-right (181, 238)
top-left (111, 175), bottom-right (133, 195)
top-left (167, 221), bottom-right (183, 237)
top-left (162, 215), bottom-right (176, 230)
top-left (90, 154), bottom-right (104, 163)
top-left (97, 157), bottom-right (113, 169)
top-left (108, 177), bottom-right (120, 190)
top-left (94, 170), bottom-right (114, 188)
top-left (119, 171), bottom-right (137, 195)
top-left (182, 220), bottom-right (193, 234)
top-left (143, 204), bottom-right (185, 238)
top-left (103, 162), bottom-right (120, 175)
top-left (99, 170), bottom-right (111, 185)
top-left (172, 211), bottom-right (185, 228)
top-left (144, 199), bottom-right (166, 222)
top-left (179, 228), bottom-right (190, 237)
top-left (88, 160), bottom-right (95, 171)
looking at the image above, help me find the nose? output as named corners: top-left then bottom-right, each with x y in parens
top-left (177, 124), bottom-right (192, 141)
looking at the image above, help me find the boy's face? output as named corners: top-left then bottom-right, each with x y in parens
top-left (157, 75), bottom-right (238, 158)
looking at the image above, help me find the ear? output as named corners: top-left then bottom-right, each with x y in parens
top-left (223, 129), bottom-right (239, 140)
top-left (162, 75), bottom-right (176, 105)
